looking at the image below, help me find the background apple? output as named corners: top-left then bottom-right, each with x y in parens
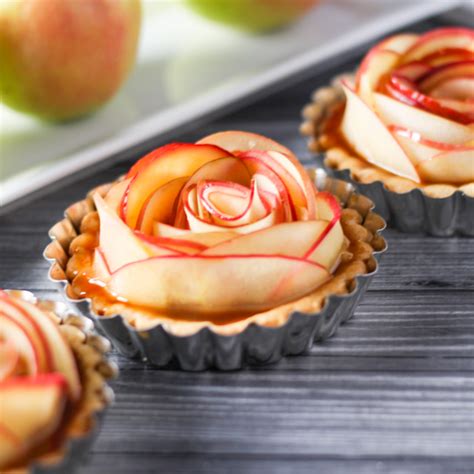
top-left (185, 0), bottom-right (319, 32)
top-left (0, 0), bottom-right (141, 121)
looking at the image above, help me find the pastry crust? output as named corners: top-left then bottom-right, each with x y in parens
top-left (45, 179), bottom-right (386, 338)
top-left (3, 291), bottom-right (115, 473)
top-left (300, 75), bottom-right (474, 199)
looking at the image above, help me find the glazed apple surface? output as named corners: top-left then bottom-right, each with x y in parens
top-left (340, 28), bottom-right (474, 184)
top-left (85, 131), bottom-right (346, 318)
top-left (0, 292), bottom-right (80, 470)
top-left (0, 0), bottom-right (141, 121)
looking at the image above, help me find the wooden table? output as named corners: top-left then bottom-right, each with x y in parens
top-left (1, 15), bottom-right (473, 474)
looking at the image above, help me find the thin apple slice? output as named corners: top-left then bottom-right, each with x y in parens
top-left (401, 28), bottom-right (474, 63)
top-left (389, 75), bottom-right (472, 124)
top-left (0, 295), bottom-right (51, 374)
top-left (373, 92), bottom-right (473, 144)
top-left (0, 313), bottom-right (40, 375)
top-left (421, 47), bottom-right (474, 66)
top-left (378, 33), bottom-right (419, 54)
top-left (429, 77), bottom-right (474, 101)
top-left (123, 144), bottom-right (232, 228)
top-left (137, 177), bottom-right (188, 235)
top-left (418, 60), bottom-right (474, 92)
top-left (104, 179), bottom-right (131, 214)
top-left (417, 148), bottom-right (474, 183)
top-left (237, 150), bottom-right (311, 219)
top-left (10, 298), bottom-right (82, 402)
top-left (198, 131), bottom-right (317, 218)
top-left (108, 255), bottom-right (329, 315)
top-left (393, 61), bottom-right (432, 81)
top-left (153, 222), bottom-right (237, 246)
top-left (197, 130), bottom-right (296, 158)
top-left (356, 49), bottom-right (400, 104)
top-left (392, 127), bottom-right (474, 167)
top-left (239, 153), bottom-right (293, 220)
top-left (340, 83), bottom-right (420, 181)
top-left (202, 220), bottom-right (329, 257)
top-left (0, 340), bottom-right (19, 381)
top-left (95, 193), bottom-right (153, 271)
top-left (92, 248), bottom-right (112, 282)
top-left (0, 373), bottom-right (67, 459)
top-left (314, 191), bottom-right (341, 223)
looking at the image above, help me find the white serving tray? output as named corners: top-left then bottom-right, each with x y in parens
top-left (0, 0), bottom-right (463, 211)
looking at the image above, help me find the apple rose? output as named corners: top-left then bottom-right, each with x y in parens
top-left (91, 131), bottom-right (345, 318)
top-left (340, 27), bottom-right (474, 184)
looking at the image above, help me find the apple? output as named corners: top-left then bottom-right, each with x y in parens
top-left (4, 295), bottom-right (82, 401)
top-left (374, 92), bottom-right (473, 144)
top-left (417, 148), bottom-right (474, 184)
top-left (401, 28), bottom-right (474, 64)
top-left (0, 0), bottom-right (141, 121)
top-left (340, 82), bottom-right (420, 182)
top-left (108, 254), bottom-right (329, 316)
top-left (185, 0), bottom-right (319, 32)
top-left (0, 374), bottom-right (67, 468)
top-left (122, 144), bottom-right (232, 228)
top-left (0, 340), bottom-right (19, 381)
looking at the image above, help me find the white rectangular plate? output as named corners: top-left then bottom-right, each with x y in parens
top-left (0, 0), bottom-right (463, 210)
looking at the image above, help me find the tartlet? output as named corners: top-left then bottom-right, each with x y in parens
top-left (301, 28), bottom-right (474, 236)
top-left (0, 290), bottom-right (115, 473)
top-left (44, 131), bottom-right (386, 370)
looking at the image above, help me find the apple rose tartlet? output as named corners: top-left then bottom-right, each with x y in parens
top-left (302, 28), bottom-right (474, 236)
top-left (45, 131), bottom-right (386, 370)
top-left (0, 290), bottom-right (115, 473)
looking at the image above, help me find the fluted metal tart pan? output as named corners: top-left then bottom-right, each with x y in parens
top-left (44, 169), bottom-right (386, 371)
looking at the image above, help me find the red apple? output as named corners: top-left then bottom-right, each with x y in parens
top-left (0, 0), bottom-right (141, 121)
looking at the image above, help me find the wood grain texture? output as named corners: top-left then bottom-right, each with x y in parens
top-left (1, 15), bottom-right (473, 474)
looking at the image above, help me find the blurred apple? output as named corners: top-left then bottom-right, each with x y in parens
top-left (186, 0), bottom-right (319, 32)
top-left (0, 0), bottom-right (141, 121)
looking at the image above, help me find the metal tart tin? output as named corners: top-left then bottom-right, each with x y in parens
top-left (44, 169), bottom-right (387, 371)
top-left (301, 75), bottom-right (474, 237)
top-left (4, 290), bottom-right (116, 474)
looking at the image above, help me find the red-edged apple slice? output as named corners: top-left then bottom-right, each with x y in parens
top-left (201, 220), bottom-right (329, 258)
top-left (104, 179), bottom-right (131, 214)
top-left (11, 298), bottom-right (82, 401)
top-left (356, 49), bottom-right (400, 104)
top-left (239, 153), bottom-right (293, 220)
top-left (237, 149), bottom-right (312, 219)
top-left (421, 47), bottom-right (474, 66)
top-left (389, 75), bottom-right (472, 124)
top-left (108, 254), bottom-right (329, 315)
top-left (401, 28), bottom-right (474, 63)
top-left (135, 232), bottom-right (207, 255)
top-left (92, 248), bottom-right (112, 283)
top-left (418, 61), bottom-right (474, 91)
top-left (0, 373), bottom-right (67, 461)
top-left (153, 222), bottom-right (237, 246)
top-left (198, 131), bottom-right (317, 218)
top-left (197, 130), bottom-right (295, 158)
top-left (373, 92), bottom-right (473, 144)
top-left (340, 83), bottom-right (420, 181)
top-left (137, 177), bottom-right (188, 235)
top-left (417, 148), bottom-right (474, 184)
top-left (94, 193), bottom-right (154, 271)
top-left (0, 340), bottom-right (20, 381)
top-left (393, 61), bottom-right (432, 81)
top-left (123, 144), bottom-right (232, 228)
top-left (304, 192), bottom-right (344, 270)
top-left (0, 295), bottom-right (51, 374)
top-left (378, 33), bottom-right (419, 54)
top-left (429, 77), bottom-right (474, 101)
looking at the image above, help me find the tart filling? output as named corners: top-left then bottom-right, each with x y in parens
top-left (0, 290), bottom-right (112, 472)
top-left (64, 131), bottom-right (367, 330)
top-left (306, 28), bottom-right (474, 193)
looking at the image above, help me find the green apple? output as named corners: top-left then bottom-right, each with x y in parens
top-left (0, 0), bottom-right (141, 121)
top-left (186, 0), bottom-right (319, 32)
